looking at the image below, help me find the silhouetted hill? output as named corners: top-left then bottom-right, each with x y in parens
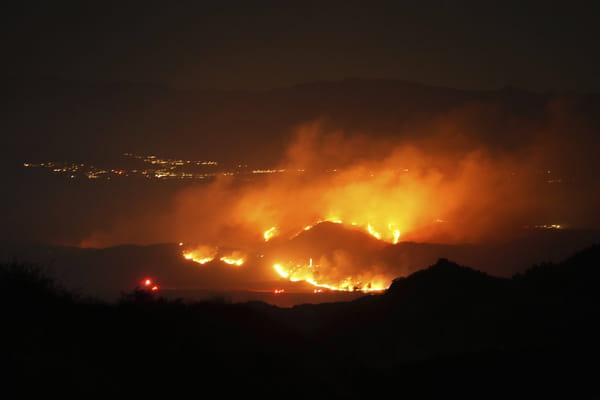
top-left (2, 244), bottom-right (600, 397)
top-left (269, 221), bottom-right (386, 261)
top-left (3, 228), bottom-right (600, 303)
top-left (515, 243), bottom-right (600, 293)
top-left (387, 257), bottom-right (505, 298)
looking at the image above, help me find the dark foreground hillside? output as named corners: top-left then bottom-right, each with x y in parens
top-left (2, 245), bottom-right (599, 398)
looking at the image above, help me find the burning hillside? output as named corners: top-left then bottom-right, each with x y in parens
top-left (80, 110), bottom-right (600, 293)
top-left (171, 123), bottom-right (573, 291)
top-left (182, 221), bottom-right (393, 292)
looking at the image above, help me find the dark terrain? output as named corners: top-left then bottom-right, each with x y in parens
top-left (2, 244), bottom-right (599, 397)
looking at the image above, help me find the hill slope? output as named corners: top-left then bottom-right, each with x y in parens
top-left (2, 244), bottom-right (599, 397)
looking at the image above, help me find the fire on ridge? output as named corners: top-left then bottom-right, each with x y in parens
top-left (180, 219), bottom-right (402, 293)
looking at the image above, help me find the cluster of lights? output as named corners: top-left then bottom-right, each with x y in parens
top-left (23, 153), bottom-right (219, 180)
top-left (533, 224), bottom-right (563, 230)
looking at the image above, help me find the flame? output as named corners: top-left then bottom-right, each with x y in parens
top-left (273, 263), bottom-right (289, 279)
top-left (170, 129), bottom-right (565, 295)
top-left (183, 245), bottom-right (217, 265)
top-left (263, 226), bottom-right (278, 241)
top-left (292, 218), bottom-right (403, 244)
top-left (183, 246), bottom-right (246, 267)
top-left (219, 250), bottom-right (246, 266)
top-left (272, 261), bottom-right (387, 293)
top-left (366, 223), bottom-right (382, 240)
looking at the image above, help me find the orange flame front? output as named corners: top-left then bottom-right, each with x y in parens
top-left (272, 259), bottom-right (387, 293)
top-left (183, 245), bottom-right (217, 265)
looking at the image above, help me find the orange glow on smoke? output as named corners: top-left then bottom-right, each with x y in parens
top-left (163, 125), bottom-right (576, 294)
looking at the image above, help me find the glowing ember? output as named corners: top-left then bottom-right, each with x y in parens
top-left (263, 226), bottom-right (278, 242)
top-left (273, 289), bottom-right (285, 294)
top-left (151, 285), bottom-right (159, 292)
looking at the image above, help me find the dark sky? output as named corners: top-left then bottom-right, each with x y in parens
top-left (2, 0), bottom-right (599, 92)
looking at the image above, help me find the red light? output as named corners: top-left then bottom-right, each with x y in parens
top-left (151, 285), bottom-right (159, 292)
top-left (143, 279), bottom-right (152, 286)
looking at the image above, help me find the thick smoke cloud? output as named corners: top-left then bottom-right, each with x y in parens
top-left (83, 98), bottom-right (599, 247)
top-left (77, 98), bottom-right (600, 288)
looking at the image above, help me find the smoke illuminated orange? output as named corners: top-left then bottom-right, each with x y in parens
top-left (145, 123), bottom-right (590, 294)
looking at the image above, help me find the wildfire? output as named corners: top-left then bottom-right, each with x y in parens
top-left (273, 263), bottom-right (289, 279)
top-left (263, 226), bottom-right (278, 241)
top-left (181, 220), bottom-right (401, 292)
top-left (183, 245), bottom-right (217, 265)
top-left (220, 256), bottom-right (246, 267)
top-left (175, 131), bottom-right (540, 295)
top-left (392, 229), bottom-right (401, 244)
top-left (272, 260), bottom-right (387, 293)
top-left (292, 218), bottom-right (403, 244)
top-left (183, 246), bottom-right (247, 267)
top-left (367, 223), bottom-right (382, 240)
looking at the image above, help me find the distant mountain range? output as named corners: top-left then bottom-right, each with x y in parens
top-left (4, 77), bottom-right (599, 166)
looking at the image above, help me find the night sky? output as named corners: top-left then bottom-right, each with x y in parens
top-left (3, 0), bottom-right (599, 92)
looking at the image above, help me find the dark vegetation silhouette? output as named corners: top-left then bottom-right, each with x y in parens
top-left (2, 246), bottom-right (599, 397)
